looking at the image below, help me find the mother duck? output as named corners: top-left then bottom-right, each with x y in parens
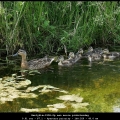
top-left (12, 49), bottom-right (55, 70)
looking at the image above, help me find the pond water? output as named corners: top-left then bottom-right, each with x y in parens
top-left (0, 56), bottom-right (120, 112)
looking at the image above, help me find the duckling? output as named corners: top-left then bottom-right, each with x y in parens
top-left (86, 46), bottom-right (93, 54)
top-left (73, 48), bottom-right (83, 62)
top-left (102, 48), bottom-right (110, 54)
top-left (68, 52), bottom-right (75, 60)
top-left (93, 47), bottom-right (103, 54)
top-left (68, 48), bottom-right (83, 60)
top-left (88, 46), bottom-right (94, 52)
top-left (77, 48), bottom-right (84, 54)
top-left (88, 53), bottom-right (102, 62)
top-left (58, 49), bottom-right (83, 66)
top-left (88, 46), bottom-right (103, 53)
top-left (12, 49), bottom-right (55, 70)
top-left (83, 46), bottom-right (93, 58)
top-left (58, 55), bottom-right (73, 66)
top-left (102, 48), bottom-right (120, 57)
top-left (102, 54), bottom-right (116, 61)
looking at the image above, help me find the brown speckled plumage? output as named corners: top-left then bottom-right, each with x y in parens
top-left (13, 49), bottom-right (55, 70)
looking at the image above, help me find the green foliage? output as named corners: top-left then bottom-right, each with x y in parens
top-left (1, 1), bottom-right (120, 56)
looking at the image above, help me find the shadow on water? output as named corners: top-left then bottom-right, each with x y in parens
top-left (0, 57), bottom-right (120, 112)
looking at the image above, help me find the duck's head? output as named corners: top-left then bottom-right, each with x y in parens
top-left (68, 52), bottom-right (75, 59)
top-left (88, 46), bottom-right (93, 52)
top-left (12, 49), bottom-right (27, 57)
top-left (58, 55), bottom-right (64, 62)
top-left (103, 49), bottom-right (109, 54)
top-left (78, 48), bottom-right (83, 54)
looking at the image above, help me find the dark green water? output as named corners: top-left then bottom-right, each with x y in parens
top-left (0, 57), bottom-right (120, 112)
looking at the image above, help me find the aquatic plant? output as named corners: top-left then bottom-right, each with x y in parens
top-left (1, 1), bottom-right (120, 56)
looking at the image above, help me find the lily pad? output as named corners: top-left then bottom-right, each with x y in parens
top-left (48, 107), bottom-right (58, 112)
top-left (54, 89), bottom-right (68, 93)
top-left (20, 108), bottom-right (40, 112)
top-left (19, 70), bottom-right (29, 73)
top-left (25, 85), bottom-right (45, 92)
top-left (0, 97), bottom-right (13, 103)
top-left (38, 85), bottom-right (68, 94)
top-left (12, 74), bottom-right (17, 77)
top-left (20, 108), bottom-right (50, 112)
top-left (47, 103), bottom-right (66, 109)
top-left (31, 86), bottom-right (43, 91)
top-left (19, 93), bottom-right (38, 98)
top-left (47, 85), bottom-right (59, 89)
top-left (57, 94), bottom-right (83, 102)
top-left (14, 79), bottom-right (31, 89)
top-left (29, 70), bottom-right (41, 74)
top-left (71, 103), bottom-right (89, 109)
top-left (39, 89), bottom-right (52, 94)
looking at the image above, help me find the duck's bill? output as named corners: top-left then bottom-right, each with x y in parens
top-left (12, 53), bottom-right (18, 57)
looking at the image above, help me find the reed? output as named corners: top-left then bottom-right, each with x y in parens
top-left (1, 1), bottom-right (120, 56)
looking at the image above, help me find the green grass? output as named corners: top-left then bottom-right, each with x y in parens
top-left (1, 1), bottom-right (120, 56)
